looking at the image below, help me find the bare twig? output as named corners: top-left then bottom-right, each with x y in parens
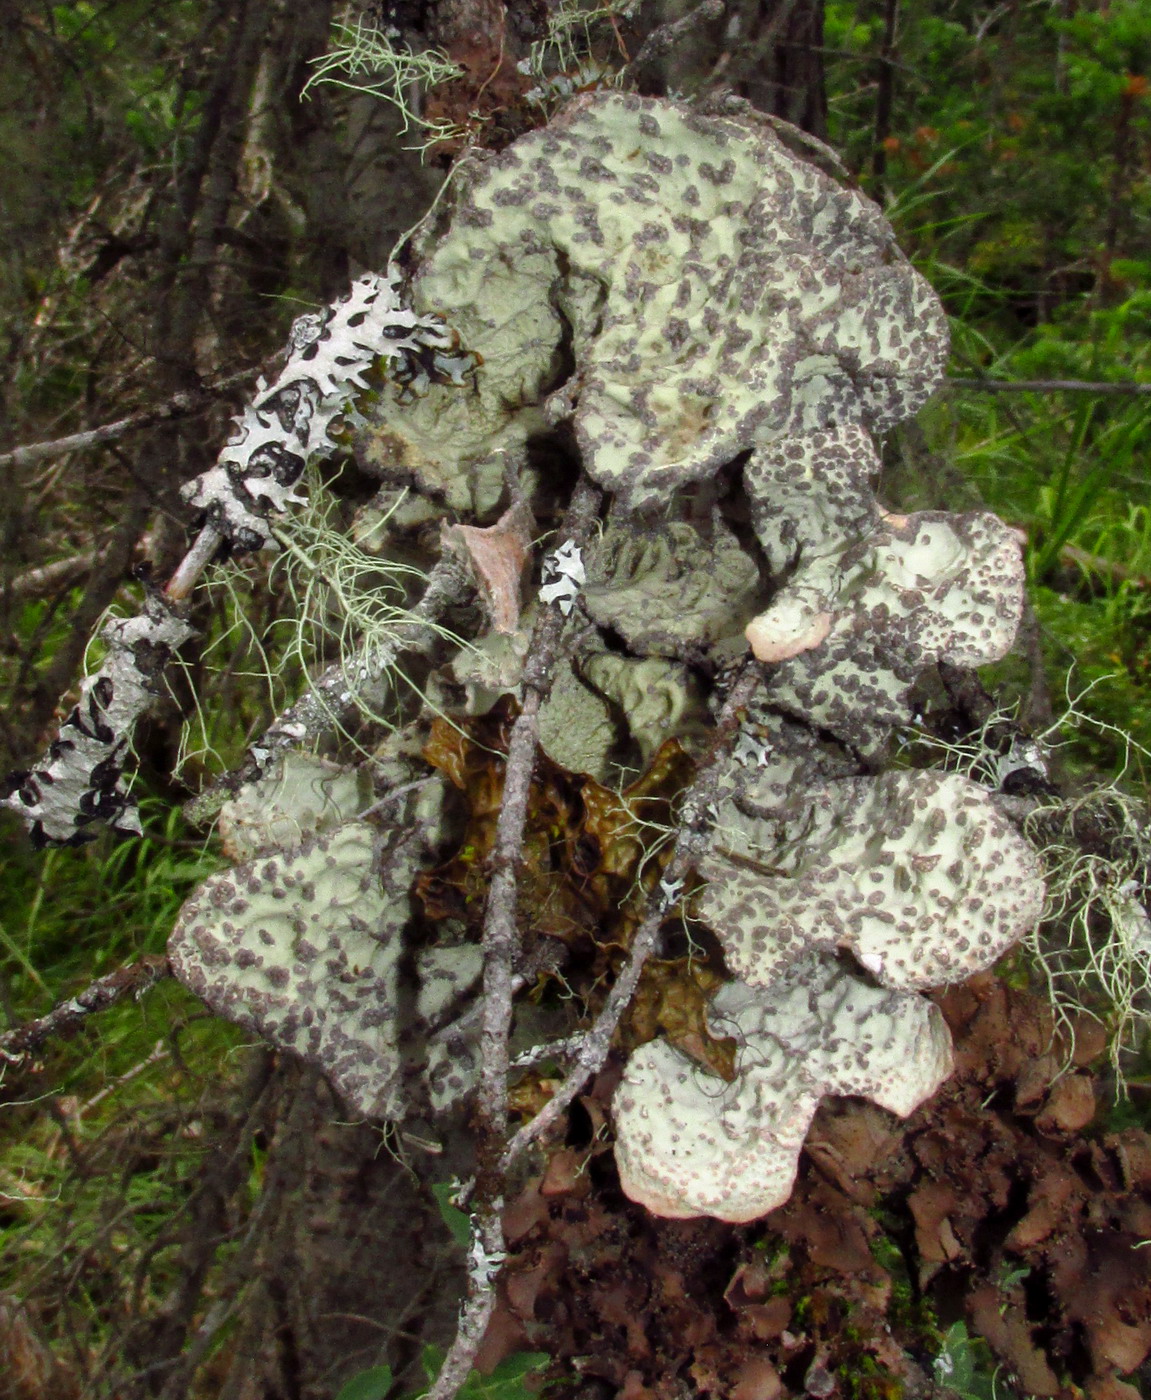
top-left (0, 956), bottom-right (172, 1064)
top-left (165, 525), bottom-right (225, 603)
top-left (0, 369), bottom-right (257, 473)
top-left (422, 476), bottom-right (602, 1400)
top-left (502, 659), bottom-right (764, 1171)
top-left (629, 0), bottom-right (724, 71)
top-left (4, 551), bottom-right (99, 600)
top-left (945, 376), bottom-right (1151, 395)
top-left (184, 553), bottom-right (475, 825)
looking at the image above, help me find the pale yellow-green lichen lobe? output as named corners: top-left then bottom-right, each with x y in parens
top-left (697, 768), bottom-right (1045, 994)
top-left (759, 509), bottom-right (1026, 753)
top-left (582, 514), bottom-right (761, 660)
top-left (613, 958), bottom-right (953, 1223)
top-left (169, 802), bottom-right (484, 1121)
top-left (170, 822), bottom-right (408, 1118)
top-left (402, 90), bottom-right (947, 513)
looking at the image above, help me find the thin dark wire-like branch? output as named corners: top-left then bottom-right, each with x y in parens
top-left (946, 376), bottom-right (1151, 395)
top-left (423, 476), bottom-right (602, 1400)
top-left (502, 658), bottom-right (764, 1171)
top-left (0, 368), bottom-right (257, 473)
top-left (0, 956), bottom-right (172, 1063)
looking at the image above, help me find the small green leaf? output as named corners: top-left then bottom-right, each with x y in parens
top-left (417, 1348), bottom-right (550, 1398)
top-left (335, 1364), bottom-right (393, 1400)
top-left (468, 1352), bottom-right (551, 1394)
top-left (431, 1182), bottom-right (472, 1250)
top-left (421, 1344), bottom-right (445, 1385)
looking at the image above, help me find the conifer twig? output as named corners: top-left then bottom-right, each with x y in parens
top-left (0, 956), bottom-right (172, 1063)
top-left (422, 475), bottom-right (602, 1400)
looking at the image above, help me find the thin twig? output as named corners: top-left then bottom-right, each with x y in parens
top-left (4, 551), bottom-right (99, 600)
top-left (422, 476), bottom-right (602, 1400)
top-left (166, 524), bottom-right (225, 602)
top-left (0, 368), bottom-right (257, 472)
top-left (0, 956), bottom-right (172, 1064)
top-left (502, 659), bottom-right (764, 1171)
top-left (629, 0), bottom-right (723, 71)
top-left (945, 376), bottom-right (1151, 395)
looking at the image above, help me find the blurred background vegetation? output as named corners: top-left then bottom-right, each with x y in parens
top-left (1, 1), bottom-right (1150, 1396)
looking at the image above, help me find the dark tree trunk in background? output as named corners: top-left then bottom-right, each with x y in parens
top-left (649, 0), bottom-right (829, 139)
top-left (738, 0), bottom-right (829, 138)
top-left (870, 0), bottom-right (900, 197)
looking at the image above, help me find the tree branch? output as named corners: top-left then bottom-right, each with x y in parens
top-left (0, 955), bottom-right (172, 1063)
top-left (945, 376), bottom-right (1151, 395)
top-left (422, 475), bottom-right (602, 1400)
top-left (0, 369), bottom-right (258, 473)
top-left (184, 553), bottom-right (476, 825)
top-left (629, 0), bottom-right (724, 72)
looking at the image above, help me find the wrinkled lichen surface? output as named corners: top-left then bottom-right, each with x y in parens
top-left (162, 91), bottom-right (1043, 1224)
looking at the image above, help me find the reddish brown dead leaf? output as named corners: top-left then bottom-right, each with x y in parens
top-left (1086, 1376), bottom-right (1144, 1400)
top-left (1005, 1166), bottom-right (1080, 1250)
top-left (768, 1178), bottom-right (878, 1278)
top-left (540, 1148), bottom-right (589, 1198)
top-left (441, 501), bottom-right (534, 635)
top-left (908, 1180), bottom-right (964, 1265)
top-left (503, 1178), bottom-right (552, 1244)
top-left (968, 1283), bottom-right (1062, 1396)
top-left (738, 1298), bottom-right (794, 1343)
top-left (1036, 1073), bottom-right (1096, 1133)
top-left (730, 1355), bottom-right (782, 1400)
top-left (1052, 1231), bottom-right (1151, 1373)
top-left (619, 1372), bottom-right (658, 1400)
top-left (504, 1241), bottom-right (567, 1323)
top-left (474, 1290), bottom-right (531, 1375)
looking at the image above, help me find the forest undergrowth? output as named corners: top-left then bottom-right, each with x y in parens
top-left (3, 2), bottom-right (1151, 1398)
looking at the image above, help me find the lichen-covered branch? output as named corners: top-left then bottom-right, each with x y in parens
top-left (3, 594), bottom-right (197, 846)
top-left (423, 476), bottom-right (601, 1400)
top-left (6, 269), bottom-right (475, 847)
top-left (0, 955), bottom-right (172, 1063)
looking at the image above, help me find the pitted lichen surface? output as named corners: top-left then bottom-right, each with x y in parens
top-left (755, 509), bottom-right (1027, 752)
top-left (362, 90), bottom-right (947, 516)
top-left (170, 822), bottom-right (409, 1117)
top-left (583, 515), bottom-right (761, 659)
top-left (613, 957), bottom-right (953, 1222)
top-left (217, 753), bottom-right (367, 862)
top-left (170, 791), bottom-right (482, 1119)
top-left (698, 766), bottom-right (1045, 993)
